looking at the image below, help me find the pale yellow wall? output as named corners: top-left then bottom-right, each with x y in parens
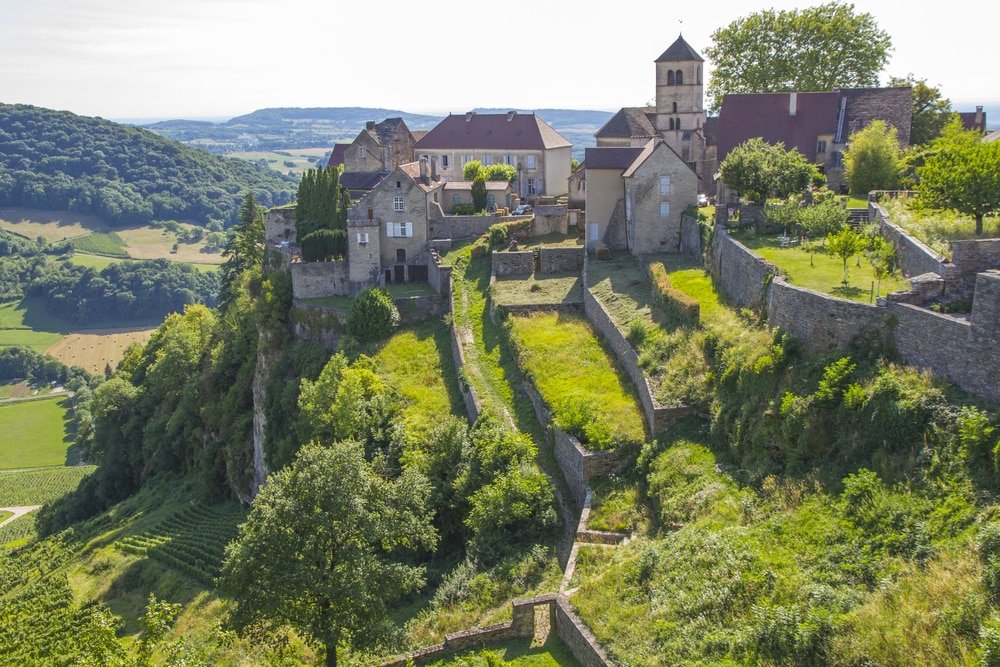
top-left (413, 148), bottom-right (567, 196)
top-left (543, 146), bottom-right (571, 196)
top-left (585, 168), bottom-right (625, 240)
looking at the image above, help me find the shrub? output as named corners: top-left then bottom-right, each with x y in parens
top-left (451, 203), bottom-right (476, 215)
top-left (347, 288), bottom-right (399, 341)
top-left (300, 229), bottom-right (346, 262)
top-left (648, 261), bottom-right (700, 324)
top-left (484, 218), bottom-right (532, 250)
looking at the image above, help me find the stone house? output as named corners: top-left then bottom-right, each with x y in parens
top-left (347, 158), bottom-right (444, 291)
top-left (585, 138), bottom-right (697, 255)
top-left (342, 117), bottom-right (419, 173)
top-left (413, 111), bottom-right (572, 198)
top-left (596, 35), bottom-right (717, 194)
top-left (441, 180), bottom-right (514, 214)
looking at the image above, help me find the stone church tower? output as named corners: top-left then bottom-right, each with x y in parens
top-left (654, 34), bottom-right (707, 163)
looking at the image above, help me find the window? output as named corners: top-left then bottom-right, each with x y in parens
top-left (668, 118), bottom-right (675, 130)
top-left (817, 140), bottom-right (828, 154)
top-left (675, 69), bottom-right (683, 85)
top-left (672, 102), bottom-right (677, 113)
top-left (452, 194), bottom-right (461, 205)
top-left (462, 154), bottom-right (472, 165)
top-left (358, 146), bottom-right (367, 159)
top-left (396, 248), bottom-right (406, 262)
top-left (356, 232), bottom-right (369, 245)
top-left (393, 196), bottom-right (404, 212)
top-left (659, 202), bottom-right (670, 217)
top-left (526, 154), bottom-right (536, 169)
top-left (395, 181), bottom-right (401, 190)
top-left (527, 178), bottom-right (538, 195)
top-left (675, 117), bottom-right (681, 130)
top-left (659, 175), bottom-right (671, 195)
top-left (385, 222), bottom-right (412, 238)
top-left (667, 70), bottom-right (675, 86)
top-left (505, 154), bottom-right (515, 166)
top-left (482, 154), bottom-right (492, 166)
top-left (442, 154), bottom-right (449, 168)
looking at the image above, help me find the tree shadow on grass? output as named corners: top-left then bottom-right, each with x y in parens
top-left (831, 285), bottom-right (868, 300)
top-left (60, 396), bottom-right (81, 466)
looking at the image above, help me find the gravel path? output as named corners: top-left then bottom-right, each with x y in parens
top-left (0, 505), bottom-right (41, 528)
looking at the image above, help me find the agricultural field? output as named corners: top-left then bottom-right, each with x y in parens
top-left (507, 311), bottom-right (645, 450)
top-left (0, 396), bottom-right (75, 469)
top-left (70, 231), bottom-right (129, 257)
top-left (0, 465), bottom-right (95, 506)
top-left (115, 223), bottom-right (223, 264)
top-left (423, 636), bottom-right (580, 666)
top-left (0, 207), bottom-right (109, 242)
top-left (45, 327), bottom-right (156, 375)
top-left (0, 298), bottom-right (70, 352)
top-left (228, 147), bottom-right (331, 176)
top-left (365, 320), bottom-right (463, 441)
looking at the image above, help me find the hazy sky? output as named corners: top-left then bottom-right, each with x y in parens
top-left (1, 0), bottom-right (996, 120)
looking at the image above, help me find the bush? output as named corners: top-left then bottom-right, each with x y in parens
top-left (300, 229), bottom-right (346, 262)
top-left (648, 262), bottom-right (700, 324)
top-left (347, 288), bottom-right (399, 341)
top-left (452, 203), bottom-right (476, 215)
top-left (484, 218), bottom-right (532, 250)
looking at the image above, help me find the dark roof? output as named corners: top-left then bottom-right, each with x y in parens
top-left (374, 117), bottom-right (406, 145)
top-left (703, 116), bottom-right (718, 146)
top-left (414, 112), bottom-right (571, 150)
top-left (959, 109), bottom-right (988, 133)
top-left (715, 87), bottom-right (912, 163)
top-left (595, 107), bottom-right (657, 139)
top-left (584, 147), bottom-right (646, 170)
top-left (841, 87), bottom-right (912, 147)
top-left (339, 171), bottom-right (388, 191)
top-left (327, 143), bottom-right (349, 169)
top-left (656, 34), bottom-right (703, 63)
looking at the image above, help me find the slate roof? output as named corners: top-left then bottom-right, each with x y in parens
top-left (986, 129), bottom-right (1000, 143)
top-left (414, 112), bottom-right (572, 151)
top-left (339, 171), bottom-right (388, 192)
top-left (327, 143), bottom-right (349, 169)
top-left (959, 110), bottom-right (988, 133)
top-left (716, 87), bottom-right (913, 163)
top-left (622, 139), bottom-right (697, 178)
top-left (595, 107), bottom-right (658, 140)
top-left (584, 147), bottom-right (646, 170)
top-left (656, 34), bottom-right (703, 63)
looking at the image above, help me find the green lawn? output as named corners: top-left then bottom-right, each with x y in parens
top-left (365, 320), bottom-right (463, 441)
top-left (0, 510), bottom-right (11, 523)
top-left (0, 298), bottom-right (72, 352)
top-left (734, 233), bottom-right (909, 302)
top-left (517, 233), bottom-right (584, 250)
top-left (493, 273), bottom-right (582, 306)
top-left (423, 635), bottom-right (580, 666)
top-left (882, 199), bottom-right (1000, 258)
top-left (508, 312), bottom-right (645, 449)
top-left (387, 282), bottom-right (437, 298)
top-left (0, 397), bottom-right (75, 469)
top-left (67, 253), bottom-right (219, 273)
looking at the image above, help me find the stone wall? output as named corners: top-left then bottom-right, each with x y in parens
top-left (428, 249), bottom-right (452, 297)
top-left (871, 203), bottom-right (951, 279)
top-left (290, 260), bottom-right (349, 298)
top-left (534, 205), bottom-right (569, 236)
top-left (493, 250), bottom-right (534, 276)
top-left (394, 294), bottom-right (448, 325)
top-left (449, 285), bottom-right (482, 423)
top-left (709, 227), bottom-right (776, 310)
top-left (680, 213), bottom-right (702, 258)
top-left (553, 597), bottom-right (615, 667)
top-left (429, 213), bottom-right (531, 240)
top-left (264, 206), bottom-right (296, 243)
top-left (428, 238), bottom-right (452, 254)
top-left (539, 247), bottom-right (583, 274)
top-left (951, 239), bottom-right (1000, 279)
top-left (766, 278), bottom-right (891, 352)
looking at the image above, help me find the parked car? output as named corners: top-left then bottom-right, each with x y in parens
top-left (512, 204), bottom-right (533, 215)
top-left (697, 194), bottom-right (709, 207)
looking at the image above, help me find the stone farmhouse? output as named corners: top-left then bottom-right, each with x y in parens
top-left (413, 111), bottom-right (572, 198)
top-left (595, 35), bottom-right (717, 194)
top-left (328, 117), bottom-right (426, 198)
top-left (584, 139), bottom-right (698, 255)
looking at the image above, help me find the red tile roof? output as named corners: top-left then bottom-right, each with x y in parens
top-left (414, 112), bottom-right (571, 151)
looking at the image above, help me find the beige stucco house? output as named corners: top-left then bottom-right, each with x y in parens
top-left (413, 111), bottom-right (572, 198)
top-left (585, 139), bottom-right (696, 255)
top-left (441, 181), bottom-right (514, 214)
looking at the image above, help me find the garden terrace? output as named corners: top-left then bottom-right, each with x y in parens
top-left (882, 198), bottom-right (1000, 259)
top-left (492, 273), bottom-right (583, 307)
top-left (507, 311), bottom-right (645, 451)
top-left (729, 230), bottom-right (909, 302)
top-left (515, 232), bottom-right (585, 250)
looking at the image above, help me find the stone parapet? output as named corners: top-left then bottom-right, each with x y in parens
top-left (290, 260), bottom-right (349, 299)
top-left (492, 250), bottom-right (534, 276)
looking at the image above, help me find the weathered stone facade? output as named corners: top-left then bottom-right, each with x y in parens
top-left (492, 250), bottom-right (534, 276)
top-left (342, 118), bottom-right (418, 173)
top-left (538, 247), bottom-right (583, 274)
top-left (264, 205), bottom-right (296, 244)
top-left (680, 213), bottom-right (702, 257)
top-left (290, 260), bottom-right (349, 298)
top-left (533, 204), bottom-right (570, 236)
top-left (623, 140), bottom-right (698, 255)
top-left (428, 208), bottom-right (531, 240)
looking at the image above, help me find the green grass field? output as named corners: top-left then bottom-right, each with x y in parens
top-left (0, 298), bottom-right (71, 352)
top-left (423, 636), bottom-right (580, 666)
top-left (70, 231), bottom-right (129, 257)
top-left (0, 465), bottom-right (95, 505)
top-left (493, 273), bottom-right (582, 306)
top-left (67, 253), bottom-right (220, 273)
top-left (508, 312), bottom-right (645, 449)
top-left (0, 397), bottom-right (75, 469)
top-left (0, 510), bottom-right (11, 523)
top-left (365, 320), bottom-right (463, 441)
top-left (227, 147), bottom-right (331, 176)
top-left (734, 233), bottom-right (909, 301)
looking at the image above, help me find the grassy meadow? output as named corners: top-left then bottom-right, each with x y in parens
top-left (883, 198), bottom-right (1000, 257)
top-left (423, 636), bottom-right (580, 666)
top-left (0, 396), bottom-right (74, 469)
top-left (493, 273), bottom-right (582, 306)
top-left (45, 327), bottom-right (156, 375)
top-left (227, 147), bottom-right (331, 176)
top-left (0, 298), bottom-right (71, 352)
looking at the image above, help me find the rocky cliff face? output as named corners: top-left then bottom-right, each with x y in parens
top-left (248, 328), bottom-right (274, 499)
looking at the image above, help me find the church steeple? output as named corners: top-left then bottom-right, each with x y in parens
top-left (656, 34), bottom-right (704, 63)
top-left (655, 33), bottom-right (706, 142)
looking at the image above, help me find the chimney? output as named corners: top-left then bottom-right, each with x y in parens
top-left (465, 111), bottom-right (475, 122)
top-left (366, 121), bottom-right (376, 131)
top-left (419, 157), bottom-right (428, 181)
top-left (507, 110), bottom-right (516, 122)
top-left (789, 92), bottom-right (797, 117)
top-left (976, 106), bottom-right (984, 127)
top-left (431, 155), bottom-right (438, 181)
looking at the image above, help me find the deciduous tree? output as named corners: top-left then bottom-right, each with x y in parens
top-left (827, 227), bottom-right (865, 285)
top-left (844, 120), bottom-right (901, 195)
top-left (720, 139), bottom-right (815, 204)
top-left (888, 75), bottom-right (953, 146)
top-left (704, 3), bottom-right (892, 111)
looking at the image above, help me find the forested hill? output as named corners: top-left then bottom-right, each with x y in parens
top-left (0, 103), bottom-right (296, 227)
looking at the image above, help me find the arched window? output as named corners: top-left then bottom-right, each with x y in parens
top-left (696, 66), bottom-right (701, 84)
top-left (675, 69), bottom-right (684, 85)
top-left (668, 118), bottom-right (675, 130)
top-left (675, 117), bottom-right (681, 130)
top-left (667, 70), bottom-right (675, 86)
top-left (672, 102), bottom-right (678, 113)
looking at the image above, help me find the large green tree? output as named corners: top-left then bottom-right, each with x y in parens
top-left (918, 120), bottom-right (1000, 235)
top-left (704, 3), bottom-right (892, 110)
top-left (295, 166), bottom-right (350, 239)
top-left (220, 440), bottom-right (437, 667)
top-left (219, 192), bottom-right (264, 309)
top-left (720, 138), bottom-right (816, 204)
top-left (844, 120), bottom-right (901, 195)
top-left (888, 75), bottom-right (953, 146)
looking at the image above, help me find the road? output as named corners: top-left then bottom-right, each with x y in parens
top-left (0, 505), bottom-right (41, 528)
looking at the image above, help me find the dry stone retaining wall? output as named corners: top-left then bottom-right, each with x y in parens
top-left (448, 284), bottom-right (482, 422)
top-left (429, 214), bottom-right (531, 240)
top-left (428, 249), bottom-right (452, 297)
top-left (534, 205), bottom-right (569, 236)
top-left (710, 227), bottom-right (776, 309)
top-left (290, 260), bottom-right (349, 298)
top-left (680, 213), bottom-right (702, 257)
top-left (871, 203), bottom-right (952, 279)
top-left (539, 247), bottom-right (584, 274)
top-left (492, 250), bottom-right (534, 276)
top-left (394, 294), bottom-right (448, 325)
top-left (766, 278), bottom-right (890, 351)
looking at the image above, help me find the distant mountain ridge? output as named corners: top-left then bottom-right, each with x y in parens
top-left (141, 107), bottom-right (614, 160)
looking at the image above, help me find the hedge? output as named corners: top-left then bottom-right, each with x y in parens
top-left (648, 261), bottom-right (700, 325)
